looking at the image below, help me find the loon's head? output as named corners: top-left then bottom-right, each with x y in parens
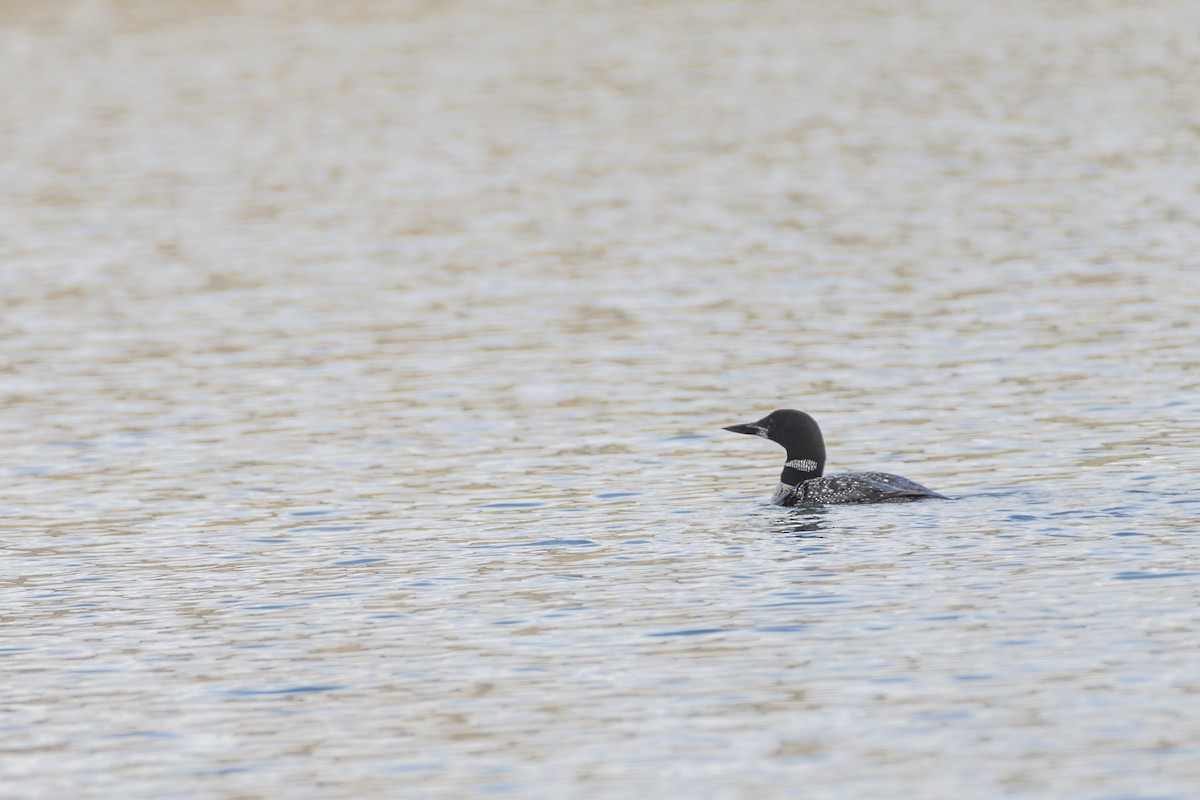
top-left (723, 408), bottom-right (827, 486)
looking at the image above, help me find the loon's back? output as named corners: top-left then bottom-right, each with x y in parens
top-left (773, 471), bottom-right (947, 506)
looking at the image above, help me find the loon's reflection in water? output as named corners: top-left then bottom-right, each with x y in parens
top-left (739, 506), bottom-right (831, 539)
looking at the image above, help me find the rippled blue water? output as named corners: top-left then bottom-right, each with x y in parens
top-left (3, 1), bottom-right (1200, 797)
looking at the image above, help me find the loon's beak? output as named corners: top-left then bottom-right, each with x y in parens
top-left (723, 423), bottom-right (767, 437)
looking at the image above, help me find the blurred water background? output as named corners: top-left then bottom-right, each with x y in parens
top-left (2, 1), bottom-right (1199, 797)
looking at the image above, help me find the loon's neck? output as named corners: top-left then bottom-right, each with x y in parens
top-left (780, 457), bottom-right (823, 487)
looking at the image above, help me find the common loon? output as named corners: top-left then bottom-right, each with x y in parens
top-left (724, 409), bottom-right (948, 506)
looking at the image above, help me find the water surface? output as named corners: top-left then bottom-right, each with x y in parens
top-left (2, 1), bottom-right (1200, 797)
